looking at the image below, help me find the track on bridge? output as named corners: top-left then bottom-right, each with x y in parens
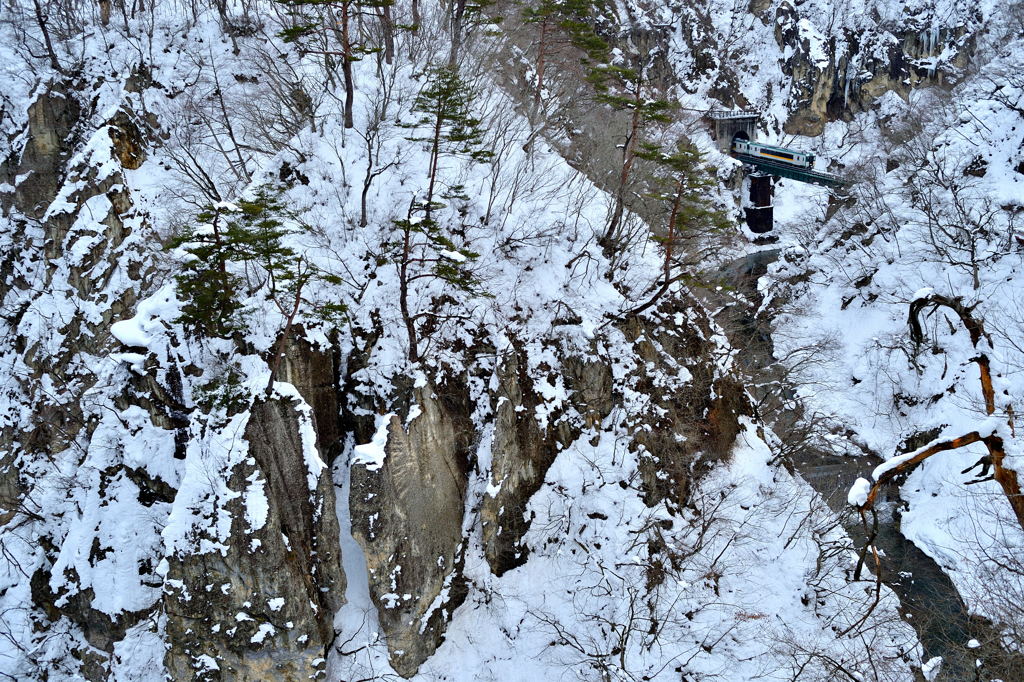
top-left (732, 152), bottom-right (845, 188)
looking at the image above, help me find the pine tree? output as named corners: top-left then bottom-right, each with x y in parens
top-left (524, 1), bottom-right (672, 250)
top-left (389, 208), bottom-right (484, 363)
top-left (623, 141), bottom-right (730, 318)
top-left (592, 57), bottom-right (673, 248)
top-left (171, 205), bottom-right (252, 338)
top-left (391, 64), bottom-right (493, 362)
top-left (520, 0), bottom-right (609, 107)
top-left (171, 188), bottom-right (347, 389)
top-left (448, 0), bottom-right (501, 65)
top-left (402, 64), bottom-right (493, 219)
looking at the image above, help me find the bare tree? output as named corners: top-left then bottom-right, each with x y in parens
top-left (850, 293), bottom-right (1024, 533)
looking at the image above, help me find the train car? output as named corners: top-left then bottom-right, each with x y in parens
top-left (732, 139), bottom-right (815, 169)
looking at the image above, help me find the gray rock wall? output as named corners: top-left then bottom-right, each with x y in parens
top-left (349, 385), bottom-right (471, 678)
top-left (164, 398), bottom-right (345, 681)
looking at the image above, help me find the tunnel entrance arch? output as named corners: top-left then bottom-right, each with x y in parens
top-left (708, 110), bottom-right (759, 153)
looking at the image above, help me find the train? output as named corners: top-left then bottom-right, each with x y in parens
top-left (731, 139), bottom-right (815, 169)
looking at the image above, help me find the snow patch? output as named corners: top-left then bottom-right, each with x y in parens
top-left (848, 477), bottom-right (871, 506)
top-left (110, 283), bottom-right (180, 350)
top-left (353, 413), bottom-right (395, 472)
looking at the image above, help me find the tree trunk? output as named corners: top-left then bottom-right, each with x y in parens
top-left (360, 172), bottom-right (372, 227)
top-left (32, 0), bottom-right (63, 74)
top-left (380, 3), bottom-right (395, 65)
top-left (620, 181), bottom-right (684, 319)
top-left (861, 431), bottom-right (1024, 532)
top-left (424, 110), bottom-right (443, 220)
top-left (604, 102), bottom-right (642, 246)
top-left (341, 1), bottom-right (355, 128)
top-left (534, 18), bottom-right (548, 110)
top-left (449, 0), bottom-right (467, 65)
top-left (399, 219), bottom-right (418, 362)
top-left (266, 279), bottom-right (307, 395)
top-left (853, 295), bottom-right (1024, 532)
top-left (985, 435), bottom-right (1024, 532)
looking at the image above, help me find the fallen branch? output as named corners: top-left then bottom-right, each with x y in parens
top-left (908, 293), bottom-right (987, 347)
top-left (851, 294), bottom-right (1024, 532)
top-left (863, 431), bottom-right (984, 508)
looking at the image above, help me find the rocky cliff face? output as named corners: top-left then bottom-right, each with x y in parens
top-left (0, 77), bottom-right (153, 672)
top-left (601, 0), bottom-right (984, 136)
top-left (480, 350), bottom-right (611, 575)
top-left (769, 1), bottom-right (977, 135)
top-left (0, 72), bottom-right (347, 680)
top-left (3, 0), bottom-right (996, 679)
top-left (164, 398), bottom-right (345, 681)
top-left (341, 294), bottom-right (755, 676)
top-left (349, 390), bottom-right (470, 677)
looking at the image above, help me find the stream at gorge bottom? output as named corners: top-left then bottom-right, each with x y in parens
top-left (715, 249), bottom-right (1023, 682)
top-left (797, 451), bottom-right (1015, 681)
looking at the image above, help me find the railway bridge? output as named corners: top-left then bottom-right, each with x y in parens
top-left (731, 152), bottom-right (844, 187)
top-left (707, 110), bottom-right (845, 233)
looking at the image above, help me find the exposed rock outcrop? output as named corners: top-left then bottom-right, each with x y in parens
top-left (163, 397), bottom-right (345, 681)
top-left (3, 80), bottom-right (82, 219)
top-left (278, 330), bottom-right (344, 461)
top-left (4, 1), bottom-right (984, 678)
top-left (0, 78), bottom-right (157, 678)
top-left (481, 348), bottom-right (613, 575)
top-left (617, 302), bottom-right (751, 510)
top-left (346, 291), bottom-right (749, 678)
top-left (0, 74), bottom-right (352, 679)
top-left (350, 384), bottom-right (472, 678)
top-left (773, 2), bottom-right (976, 135)
top-left (603, 0), bottom-right (979, 137)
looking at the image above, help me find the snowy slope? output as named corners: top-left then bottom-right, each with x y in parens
top-left (765, 22), bottom-right (1024, 661)
top-left (2, 0), bottom-right (1010, 680)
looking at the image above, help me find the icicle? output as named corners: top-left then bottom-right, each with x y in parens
top-left (843, 60), bottom-right (851, 107)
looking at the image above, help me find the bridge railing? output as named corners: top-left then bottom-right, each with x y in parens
top-left (732, 153), bottom-right (845, 188)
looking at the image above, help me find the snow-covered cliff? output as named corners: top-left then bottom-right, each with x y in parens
top-left (0, 1), bottom-right (1019, 680)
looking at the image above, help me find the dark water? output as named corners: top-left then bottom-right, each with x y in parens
top-left (712, 251), bottom-right (1022, 681)
top-left (798, 454), bottom-right (984, 680)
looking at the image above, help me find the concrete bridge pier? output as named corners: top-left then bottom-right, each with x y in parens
top-left (745, 173), bottom-right (774, 233)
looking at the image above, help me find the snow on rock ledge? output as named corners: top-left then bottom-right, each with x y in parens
top-left (110, 284), bottom-right (180, 351)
